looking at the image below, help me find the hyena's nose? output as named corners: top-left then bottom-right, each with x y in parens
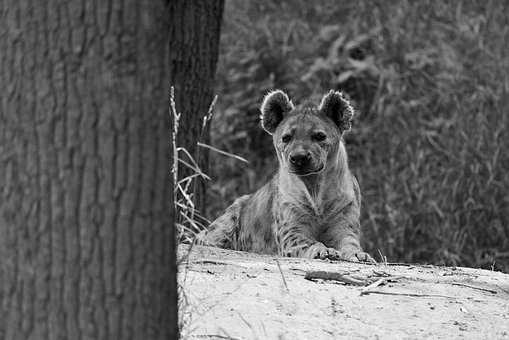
top-left (289, 152), bottom-right (311, 168)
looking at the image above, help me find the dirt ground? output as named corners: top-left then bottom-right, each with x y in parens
top-left (178, 245), bottom-right (509, 340)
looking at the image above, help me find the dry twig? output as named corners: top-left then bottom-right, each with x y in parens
top-left (275, 259), bottom-right (289, 292)
top-left (450, 282), bottom-right (497, 294)
top-left (190, 259), bottom-right (248, 268)
top-left (192, 335), bottom-right (242, 340)
top-left (305, 270), bottom-right (367, 286)
top-left (360, 278), bottom-right (387, 295)
top-left (361, 290), bottom-right (457, 299)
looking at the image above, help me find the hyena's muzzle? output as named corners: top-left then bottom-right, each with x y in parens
top-left (286, 143), bottom-right (325, 176)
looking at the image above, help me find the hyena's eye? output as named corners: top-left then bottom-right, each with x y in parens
top-left (312, 132), bottom-right (327, 142)
top-left (281, 134), bottom-right (292, 143)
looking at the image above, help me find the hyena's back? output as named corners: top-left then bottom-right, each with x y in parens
top-left (199, 178), bottom-right (278, 253)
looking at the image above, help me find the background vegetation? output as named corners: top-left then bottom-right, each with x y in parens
top-left (205, 0), bottom-right (509, 271)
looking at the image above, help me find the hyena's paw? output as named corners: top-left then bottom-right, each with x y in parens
top-left (194, 230), bottom-right (209, 245)
top-left (356, 251), bottom-right (377, 263)
top-left (194, 229), bottom-right (231, 249)
top-left (340, 249), bottom-right (377, 263)
top-left (305, 243), bottom-right (342, 260)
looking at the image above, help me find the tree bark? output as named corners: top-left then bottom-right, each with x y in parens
top-left (0, 1), bottom-right (177, 339)
top-left (169, 0), bottom-right (224, 215)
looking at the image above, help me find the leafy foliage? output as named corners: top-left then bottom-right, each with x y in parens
top-left (209, 0), bottom-right (509, 271)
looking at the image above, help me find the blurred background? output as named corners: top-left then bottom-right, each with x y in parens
top-left (204, 0), bottom-right (509, 271)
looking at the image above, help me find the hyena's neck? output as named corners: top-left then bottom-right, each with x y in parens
top-left (278, 155), bottom-right (348, 215)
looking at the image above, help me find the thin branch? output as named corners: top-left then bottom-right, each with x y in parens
top-left (450, 282), bottom-right (497, 294)
top-left (192, 335), bottom-right (242, 340)
top-left (177, 158), bottom-right (211, 180)
top-left (202, 94), bottom-right (218, 131)
top-left (360, 278), bottom-right (387, 295)
top-left (361, 290), bottom-right (457, 299)
top-left (180, 211), bottom-right (205, 231)
top-left (189, 259), bottom-right (251, 269)
top-left (177, 173), bottom-right (203, 186)
top-left (177, 184), bottom-right (196, 209)
top-left (305, 270), bottom-right (367, 286)
top-left (197, 142), bottom-right (249, 164)
top-left (275, 259), bottom-right (289, 292)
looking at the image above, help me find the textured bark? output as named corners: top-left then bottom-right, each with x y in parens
top-left (0, 1), bottom-right (177, 339)
top-left (169, 0), bottom-right (224, 213)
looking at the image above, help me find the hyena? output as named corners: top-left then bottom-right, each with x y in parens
top-left (197, 90), bottom-right (374, 262)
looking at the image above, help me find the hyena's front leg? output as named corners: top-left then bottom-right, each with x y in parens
top-left (321, 203), bottom-right (375, 263)
top-left (195, 195), bottom-right (251, 249)
top-left (276, 222), bottom-right (343, 260)
top-left (332, 222), bottom-right (375, 263)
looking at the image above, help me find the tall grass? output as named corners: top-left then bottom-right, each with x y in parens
top-left (210, 0), bottom-right (509, 271)
top-left (170, 86), bottom-right (211, 244)
top-left (171, 86), bottom-right (249, 336)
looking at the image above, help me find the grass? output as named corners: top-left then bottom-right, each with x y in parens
top-left (171, 86), bottom-right (248, 336)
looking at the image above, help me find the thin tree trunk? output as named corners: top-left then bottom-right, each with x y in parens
top-left (169, 0), bottom-right (224, 215)
top-left (0, 1), bottom-right (177, 339)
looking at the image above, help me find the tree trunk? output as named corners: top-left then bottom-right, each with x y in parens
top-left (0, 1), bottom-right (177, 339)
top-left (169, 0), bottom-right (224, 215)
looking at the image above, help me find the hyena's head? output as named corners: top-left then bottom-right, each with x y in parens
top-left (260, 90), bottom-right (354, 176)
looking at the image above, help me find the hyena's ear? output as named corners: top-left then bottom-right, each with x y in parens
top-left (260, 90), bottom-right (294, 134)
top-left (318, 90), bottom-right (354, 132)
